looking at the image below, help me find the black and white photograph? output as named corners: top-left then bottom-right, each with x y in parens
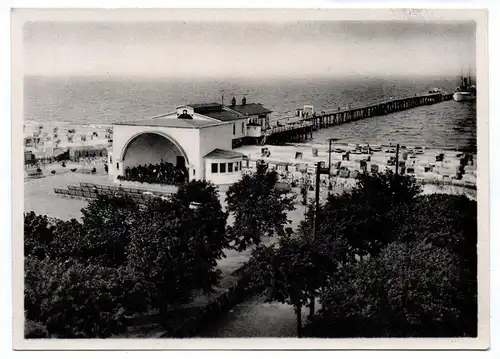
top-left (11, 8), bottom-right (489, 350)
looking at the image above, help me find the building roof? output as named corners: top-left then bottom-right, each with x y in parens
top-left (228, 103), bottom-right (272, 116)
top-left (185, 102), bottom-right (222, 110)
top-left (115, 101), bottom-right (271, 128)
top-left (204, 148), bottom-right (244, 159)
top-left (201, 110), bottom-right (246, 122)
top-left (115, 113), bottom-right (222, 129)
top-left (183, 102), bottom-right (247, 122)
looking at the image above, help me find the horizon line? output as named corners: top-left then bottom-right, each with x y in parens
top-left (23, 73), bottom-right (469, 80)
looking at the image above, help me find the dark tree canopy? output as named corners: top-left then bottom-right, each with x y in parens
top-left (250, 169), bottom-right (477, 338)
top-left (127, 181), bottom-right (230, 310)
top-left (24, 257), bottom-right (148, 338)
top-left (312, 169), bottom-right (423, 261)
top-left (306, 240), bottom-right (469, 337)
top-left (24, 212), bottom-right (56, 260)
top-left (226, 166), bottom-right (296, 250)
top-left (247, 235), bottom-right (336, 337)
top-left (303, 188), bottom-right (477, 337)
top-left (24, 180), bottom-right (231, 338)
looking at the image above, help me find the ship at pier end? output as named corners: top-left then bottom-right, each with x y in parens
top-left (453, 73), bottom-right (477, 102)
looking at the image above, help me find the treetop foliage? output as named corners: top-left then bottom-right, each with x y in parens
top-left (226, 166), bottom-right (296, 250)
top-left (250, 169), bottom-right (477, 337)
top-left (24, 179), bottom-right (230, 338)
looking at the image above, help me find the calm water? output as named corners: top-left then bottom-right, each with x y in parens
top-left (24, 75), bottom-right (476, 150)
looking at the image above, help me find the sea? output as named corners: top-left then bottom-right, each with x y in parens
top-left (24, 75), bottom-right (477, 151)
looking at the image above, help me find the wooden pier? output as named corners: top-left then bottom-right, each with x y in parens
top-left (260, 92), bottom-right (453, 145)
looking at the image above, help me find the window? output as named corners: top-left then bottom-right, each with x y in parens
top-left (241, 122), bottom-right (245, 134)
top-left (220, 163), bottom-right (226, 173)
top-left (116, 162), bottom-right (119, 170)
top-left (211, 163), bottom-right (218, 173)
top-left (240, 161), bottom-right (243, 169)
top-left (234, 162), bottom-right (239, 171)
top-left (228, 163), bottom-right (233, 172)
top-left (233, 123), bottom-right (236, 135)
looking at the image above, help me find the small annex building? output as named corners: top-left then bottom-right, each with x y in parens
top-left (110, 103), bottom-right (247, 185)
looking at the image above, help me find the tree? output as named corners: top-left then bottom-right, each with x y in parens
top-left (24, 212), bottom-right (56, 260)
top-left (247, 235), bottom-right (335, 337)
top-left (276, 167), bottom-right (477, 338)
top-left (301, 191), bottom-right (477, 338)
top-left (315, 169), bottom-right (422, 261)
top-left (171, 180), bottom-right (230, 282)
top-left (79, 194), bottom-right (140, 267)
top-left (24, 256), bottom-right (145, 338)
top-left (24, 179), bottom-right (232, 337)
top-left (25, 194), bottom-right (139, 267)
top-left (306, 240), bottom-right (464, 337)
top-left (385, 194), bottom-right (477, 335)
top-left (126, 180), bottom-right (230, 328)
top-left (226, 165), bottom-right (296, 250)
top-left (354, 168), bottom-right (421, 205)
top-left (48, 218), bottom-right (86, 261)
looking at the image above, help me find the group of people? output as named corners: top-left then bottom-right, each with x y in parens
top-left (122, 162), bottom-right (188, 185)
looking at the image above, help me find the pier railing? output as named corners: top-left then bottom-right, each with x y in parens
top-left (263, 120), bottom-right (313, 136)
top-left (258, 92), bottom-right (452, 146)
top-left (320, 92), bottom-right (451, 117)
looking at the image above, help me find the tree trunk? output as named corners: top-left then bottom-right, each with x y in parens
top-left (161, 302), bottom-right (169, 329)
top-left (295, 303), bottom-right (302, 338)
top-left (309, 296), bottom-right (315, 318)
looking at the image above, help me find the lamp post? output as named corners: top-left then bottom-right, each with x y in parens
top-left (395, 144), bottom-right (400, 176)
top-left (309, 161), bottom-right (330, 318)
top-left (328, 138), bottom-right (334, 194)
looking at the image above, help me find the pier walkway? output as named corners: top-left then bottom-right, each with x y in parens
top-left (260, 92), bottom-right (453, 145)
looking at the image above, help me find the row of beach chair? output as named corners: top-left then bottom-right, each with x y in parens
top-left (54, 181), bottom-right (175, 204)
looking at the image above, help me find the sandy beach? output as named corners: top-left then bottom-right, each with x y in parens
top-left (24, 120), bottom-right (112, 159)
top-left (237, 143), bottom-right (477, 186)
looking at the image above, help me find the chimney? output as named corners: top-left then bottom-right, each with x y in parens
top-left (242, 96), bottom-right (247, 105)
top-left (231, 97), bottom-right (236, 106)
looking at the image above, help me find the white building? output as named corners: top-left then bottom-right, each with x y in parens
top-left (228, 97), bottom-right (272, 144)
top-left (110, 103), bottom-right (252, 185)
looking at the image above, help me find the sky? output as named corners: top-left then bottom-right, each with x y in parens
top-left (23, 20), bottom-right (476, 79)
